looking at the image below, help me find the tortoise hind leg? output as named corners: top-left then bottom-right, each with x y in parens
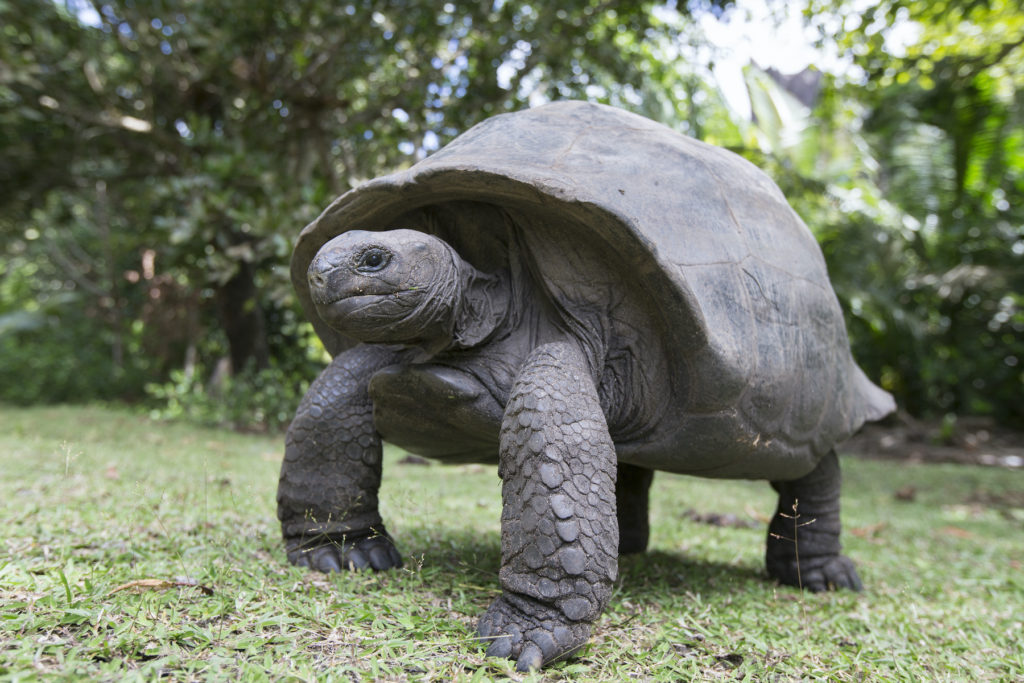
top-left (616, 464), bottom-right (654, 555)
top-left (765, 450), bottom-right (862, 592)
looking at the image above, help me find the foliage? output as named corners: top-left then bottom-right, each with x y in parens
top-left (0, 0), bottom-right (728, 422)
top-left (1, 405), bottom-right (1022, 679)
top-left (0, 244), bottom-right (151, 404)
top-left (702, 1), bottom-right (1024, 426)
top-left (1, 0), bottom-right (1021, 427)
top-left (795, 1), bottom-right (1024, 425)
top-left (145, 363), bottom-right (314, 432)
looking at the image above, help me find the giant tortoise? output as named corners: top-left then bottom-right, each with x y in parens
top-left (277, 100), bottom-right (895, 670)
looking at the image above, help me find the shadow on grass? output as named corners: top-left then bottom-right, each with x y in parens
top-left (618, 550), bottom-right (768, 601)
top-left (397, 527), bottom-right (770, 603)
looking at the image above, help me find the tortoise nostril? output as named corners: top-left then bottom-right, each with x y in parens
top-left (310, 272), bottom-right (327, 289)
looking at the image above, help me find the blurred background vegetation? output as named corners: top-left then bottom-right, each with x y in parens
top-left (1, 0), bottom-right (1021, 431)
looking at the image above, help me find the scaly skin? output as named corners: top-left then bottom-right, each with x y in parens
top-left (765, 450), bottom-right (862, 592)
top-left (477, 342), bottom-right (619, 671)
top-left (277, 343), bottom-right (403, 572)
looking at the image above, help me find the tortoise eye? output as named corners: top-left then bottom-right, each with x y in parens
top-left (356, 248), bottom-right (390, 272)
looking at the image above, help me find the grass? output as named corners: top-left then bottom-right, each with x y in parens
top-left (0, 405), bottom-right (1021, 681)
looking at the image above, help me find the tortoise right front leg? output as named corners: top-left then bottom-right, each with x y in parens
top-left (277, 343), bottom-right (403, 572)
top-left (477, 342), bottom-right (619, 671)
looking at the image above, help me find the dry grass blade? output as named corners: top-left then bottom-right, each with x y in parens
top-left (106, 578), bottom-right (214, 596)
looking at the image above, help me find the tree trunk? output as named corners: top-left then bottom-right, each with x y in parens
top-left (216, 259), bottom-right (270, 374)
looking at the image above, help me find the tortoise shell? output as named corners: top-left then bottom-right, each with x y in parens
top-left (292, 100), bottom-right (894, 475)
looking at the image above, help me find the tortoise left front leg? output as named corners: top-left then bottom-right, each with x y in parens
top-left (477, 342), bottom-right (618, 671)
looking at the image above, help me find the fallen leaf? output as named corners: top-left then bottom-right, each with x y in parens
top-left (683, 508), bottom-right (759, 529)
top-left (850, 522), bottom-right (888, 539)
top-left (939, 526), bottom-right (974, 539)
top-left (895, 486), bottom-right (917, 502)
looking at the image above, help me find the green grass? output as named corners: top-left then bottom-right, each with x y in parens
top-left (1, 405), bottom-right (1021, 681)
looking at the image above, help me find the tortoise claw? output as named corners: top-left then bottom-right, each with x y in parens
top-left (768, 553), bottom-right (862, 592)
top-left (286, 531), bottom-right (403, 573)
top-left (476, 594), bottom-right (589, 669)
top-left (516, 643), bottom-right (544, 672)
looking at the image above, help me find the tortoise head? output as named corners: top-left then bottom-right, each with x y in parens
top-left (308, 228), bottom-right (470, 349)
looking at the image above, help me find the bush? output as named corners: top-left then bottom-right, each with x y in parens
top-left (145, 362), bottom-right (311, 432)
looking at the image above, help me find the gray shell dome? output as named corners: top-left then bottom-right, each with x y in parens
top-left (293, 100), bottom-right (894, 467)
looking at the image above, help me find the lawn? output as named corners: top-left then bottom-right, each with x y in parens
top-left (1, 405), bottom-right (1021, 681)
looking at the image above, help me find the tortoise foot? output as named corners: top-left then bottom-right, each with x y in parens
top-left (286, 530), bottom-right (403, 573)
top-left (767, 553), bottom-right (862, 592)
top-left (476, 594), bottom-right (590, 671)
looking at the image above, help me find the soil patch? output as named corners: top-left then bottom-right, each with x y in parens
top-left (844, 414), bottom-right (1024, 469)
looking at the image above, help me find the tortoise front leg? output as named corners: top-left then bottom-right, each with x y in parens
top-left (477, 342), bottom-right (618, 671)
top-left (277, 343), bottom-right (403, 572)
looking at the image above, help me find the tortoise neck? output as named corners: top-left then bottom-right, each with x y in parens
top-left (449, 257), bottom-right (511, 351)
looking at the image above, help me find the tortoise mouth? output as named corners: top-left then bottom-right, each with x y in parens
top-left (313, 293), bottom-right (402, 341)
top-left (315, 292), bottom-right (393, 319)
top-left (315, 288), bottom-right (455, 347)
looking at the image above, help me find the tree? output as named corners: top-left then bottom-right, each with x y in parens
top-left (801, 0), bottom-right (1024, 424)
top-left (0, 0), bottom-right (730, 410)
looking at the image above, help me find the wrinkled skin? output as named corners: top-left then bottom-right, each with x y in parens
top-left (277, 228), bottom-right (863, 671)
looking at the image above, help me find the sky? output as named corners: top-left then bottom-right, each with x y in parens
top-left (695, 0), bottom-right (849, 119)
top-left (700, 0), bottom-right (921, 119)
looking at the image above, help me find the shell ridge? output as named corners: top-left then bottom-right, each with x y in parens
top-left (729, 265), bottom-right (761, 414)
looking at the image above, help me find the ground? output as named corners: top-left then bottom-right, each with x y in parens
top-left (846, 413), bottom-right (1024, 469)
top-left (0, 405), bottom-right (1021, 681)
